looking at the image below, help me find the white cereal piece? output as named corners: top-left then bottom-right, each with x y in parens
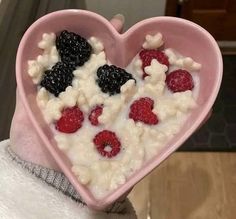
top-left (99, 161), bottom-right (110, 170)
top-left (28, 33), bottom-right (59, 85)
top-left (140, 59), bottom-right (166, 97)
top-left (77, 92), bottom-right (86, 105)
top-left (74, 51), bottom-right (106, 79)
top-left (38, 33), bottom-right (56, 52)
top-left (149, 128), bottom-right (159, 138)
top-left (89, 94), bottom-right (106, 107)
top-left (98, 97), bottom-right (124, 124)
top-left (153, 98), bottom-right (178, 121)
top-left (149, 131), bottom-right (163, 144)
top-left (72, 165), bottom-right (91, 185)
top-left (133, 58), bottom-right (143, 77)
top-left (144, 143), bottom-right (162, 160)
top-left (90, 51), bottom-right (106, 72)
top-left (49, 46), bottom-right (59, 64)
top-left (37, 54), bottom-right (51, 68)
top-left (139, 127), bottom-right (163, 159)
top-left (143, 82), bottom-right (165, 97)
top-left (120, 79), bottom-right (137, 102)
top-left (36, 87), bottom-right (49, 108)
top-left (28, 60), bottom-right (43, 77)
top-left (28, 60), bottom-right (44, 84)
top-left (164, 48), bottom-right (177, 65)
top-left (143, 128), bottom-right (162, 149)
top-left (156, 131), bottom-right (167, 142)
top-left (182, 57), bottom-right (202, 71)
top-left (73, 52), bottom-right (107, 109)
top-left (124, 119), bottom-right (144, 142)
top-left (77, 93), bottom-right (90, 113)
top-left (163, 120), bottom-right (182, 137)
top-left (77, 76), bottom-right (103, 108)
top-left (73, 68), bottom-right (89, 79)
top-left (32, 75), bottom-right (42, 85)
top-left (80, 105), bottom-right (90, 113)
top-left (44, 98), bottom-right (64, 123)
top-left (37, 52), bottom-right (58, 69)
top-left (72, 79), bottom-right (80, 88)
top-left (164, 48), bottom-right (201, 71)
top-left (144, 59), bottom-right (167, 84)
top-left (118, 121), bottom-right (144, 174)
top-left (175, 57), bottom-right (202, 71)
top-left (173, 90), bottom-right (197, 112)
top-left (54, 135), bottom-right (70, 151)
top-left (175, 59), bottom-right (184, 66)
top-left (90, 166), bottom-right (114, 191)
top-left (59, 86), bottom-right (79, 107)
top-left (133, 86), bottom-right (146, 99)
top-left (88, 37), bottom-right (104, 54)
top-left (110, 175), bottom-right (126, 190)
top-left (142, 33), bottom-right (164, 49)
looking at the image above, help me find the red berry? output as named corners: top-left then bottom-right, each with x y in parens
top-left (139, 49), bottom-right (169, 78)
top-left (56, 106), bottom-right (84, 133)
top-left (89, 105), bottom-right (103, 126)
top-left (129, 97), bottom-right (158, 125)
top-left (166, 69), bottom-right (194, 93)
top-left (93, 130), bottom-right (121, 158)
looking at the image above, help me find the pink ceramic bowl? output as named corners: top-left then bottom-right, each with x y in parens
top-left (16, 10), bottom-right (223, 210)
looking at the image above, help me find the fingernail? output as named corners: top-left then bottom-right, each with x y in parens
top-left (113, 14), bottom-right (125, 23)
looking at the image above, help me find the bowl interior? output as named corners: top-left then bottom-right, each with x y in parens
top-left (16, 10), bottom-right (222, 209)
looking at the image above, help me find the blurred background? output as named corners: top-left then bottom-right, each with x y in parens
top-left (0, 1), bottom-right (236, 218)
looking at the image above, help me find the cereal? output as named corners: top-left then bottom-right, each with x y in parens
top-left (27, 31), bottom-right (201, 198)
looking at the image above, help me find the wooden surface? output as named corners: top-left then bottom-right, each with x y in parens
top-left (129, 152), bottom-right (236, 219)
top-left (166, 0), bottom-right (236, 41)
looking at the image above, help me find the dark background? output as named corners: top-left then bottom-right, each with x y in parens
top-left (0, 0), bottom-right (235, 151)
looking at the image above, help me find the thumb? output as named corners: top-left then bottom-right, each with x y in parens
top-left (109, 14), bottom-right (125, 33)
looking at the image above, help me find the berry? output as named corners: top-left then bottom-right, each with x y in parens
top-left (89, 105), bottom-right (103, 126)
top-left (166, 69), bottom-right (194, 92)
top-left (97, 64), bottom-right (135, 95)
top-left (56, 106), bottom-right (84, 133)
top-left (40, 62), bottom-right (74, 97)
top-left (93, 130), bottom-right (121, 158)
top-left (139, 49), bottom-right (169, 78)
top-left (129, 97), bottom-right (158, 125)
top-left (56, 30), bottom-right (92, 67)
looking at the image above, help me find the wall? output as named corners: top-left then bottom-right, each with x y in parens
top-left (85, 0), bottom-right (166, 30)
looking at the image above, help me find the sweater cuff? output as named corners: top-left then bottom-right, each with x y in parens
top-left (6, 145), bottom-right (135, 215)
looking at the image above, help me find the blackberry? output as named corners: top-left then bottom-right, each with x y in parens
top-left (96, 64), bottom-right (135, 95)
top-left (56, 30), bottom-right (92, 67)
top-left (40, 62), bottom-right (74, 97)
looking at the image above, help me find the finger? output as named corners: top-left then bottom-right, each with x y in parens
top-left (109, 14), bottom-right (125, 33)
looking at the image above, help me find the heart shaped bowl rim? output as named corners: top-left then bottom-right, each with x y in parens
top-left (16, 9), bottom-right (223, 210)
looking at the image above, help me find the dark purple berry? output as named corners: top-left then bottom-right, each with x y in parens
top-left (40, 62), bottom-right (74, 97)
top-left (96, 64), bottom-right (135, 95)
top-left (56, 30), bottom-right (92, 67)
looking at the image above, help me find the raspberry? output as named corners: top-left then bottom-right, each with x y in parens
top-left (93, 130), bottom-right (121, 158)
top-left (96, 64), bottom-right (135, 95)
top-left (56, 30), bottom-right (92, 67)
top-left (40, 62), bottom-right (74, 97)
top-left (139, 49), bottom-right (169, 78)
top-left (89, 106), bottom-right (103, 126)
top-left (56, 106), bottom-right (84, 133)
top-left (166, 69), bottom-right (194, 92)
top-left (129, 97), bottom-right (158, 125)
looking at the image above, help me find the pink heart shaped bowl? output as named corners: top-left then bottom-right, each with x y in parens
top-left (16, 9), bottom-right (223, 210)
